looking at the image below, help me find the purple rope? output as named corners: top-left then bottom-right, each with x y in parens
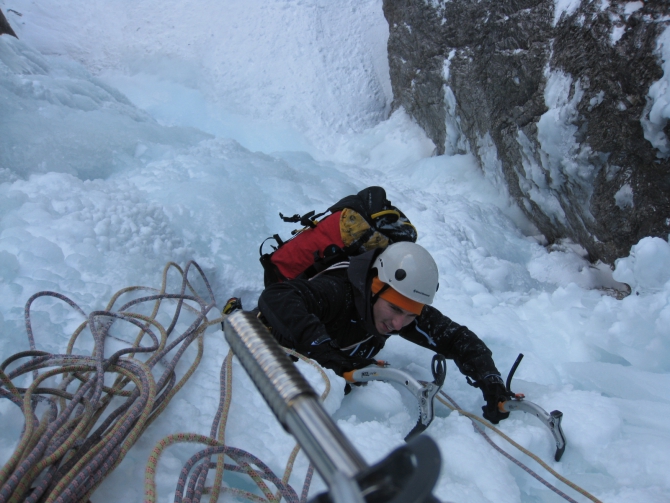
top-left (24, 292), bottom-right (87, 351)
top-left (184, 348), bottom-right (231, 503)
top-left (184, 460), bottom-right (209, 503)
top-left (439, 391), bottom-right (579, 503)
top-left (174, 445), bottom-right (300, 503)
top-left (300, 464), bottom-right (314, 503)
top-left (1, 261), bottom-right (224, 503)
top-left (0, 370), bottom-right (97, 502)
top-left (52, 359), bottom-right (153, 503)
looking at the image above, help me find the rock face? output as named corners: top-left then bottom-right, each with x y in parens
top-left (1, 9), bottom-right (18, 38)
top-left (383, 0), bottom-right (670, 263)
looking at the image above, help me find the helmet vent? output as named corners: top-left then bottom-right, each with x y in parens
top-left (395, 269), bottom-right (407, 281)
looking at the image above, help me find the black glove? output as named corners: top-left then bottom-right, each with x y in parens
top-left (344, 381), bottom-right (368, 395)
top-left (341, 356), bottom-right (378, 374)
top-left (316, 351), bottom-right (377, 378)
top-left (341, 356), bottom-right (377, 395)
top-left (478, 374), bottom-right (511, 424)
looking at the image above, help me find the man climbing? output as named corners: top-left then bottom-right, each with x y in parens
top-left (249, 241), bottom-right (510, 424)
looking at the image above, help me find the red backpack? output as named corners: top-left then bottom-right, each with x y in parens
top-left (260, 186), bottom-right (417, 287)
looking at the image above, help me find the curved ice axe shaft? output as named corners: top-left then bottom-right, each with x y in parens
top-left (223, 311), bottom-right (442, 503)
top-left (500, 399), bottom-right (566, 461)
top-left (501, 353), bottom-right (566, 461)
top-left (350, 355), bottom-right (447, 441)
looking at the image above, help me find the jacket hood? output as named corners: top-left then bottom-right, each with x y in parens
top-left (347, 249), bottom-right (384, 336)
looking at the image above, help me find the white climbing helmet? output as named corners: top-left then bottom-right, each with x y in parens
top-left (373, 242), bottom-right (439, 304)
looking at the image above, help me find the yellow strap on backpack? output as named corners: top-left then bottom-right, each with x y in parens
top-left (370, 209), bottom-right (400, 219)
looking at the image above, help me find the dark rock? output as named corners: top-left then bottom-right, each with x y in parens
top-left (383, 0), bottom-right (670, 263)
top-left (1, 8), bottom-right (18, 38)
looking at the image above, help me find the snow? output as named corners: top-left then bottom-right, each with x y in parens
top-left (610, 24), bottom-right (625, 45)
top-left (5, 0), bottom-right (392, 157)
top-left (623, 2), bottom-right (643, 17)
top-left (441, 51), bottom-right (468, 157)
top-left (641, 25), bottom-right (670, 159)
top-left (1, 1), bottom-right (670, 502)
top-left (614, 183), bottom-right (633, 210)
top-left (553, 0), bottom-right (582, 26)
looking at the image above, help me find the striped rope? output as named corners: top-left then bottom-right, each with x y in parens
top-left (300, 464), bottom-right (315, 503)
top-left (437, 391), bottom-right (603, 503)
top-left (207, 349), bottom-right (234, 503)
top-left (0, 261), bottom-right (216, 503)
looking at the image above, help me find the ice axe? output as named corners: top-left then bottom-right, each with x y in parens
top-left (345, 354), bottom-right (447, 441)
top-left (499, 354), bottom-right (567, 461)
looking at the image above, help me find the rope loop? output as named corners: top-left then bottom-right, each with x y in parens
top-left (437, 391), bottom-right (603, 503)
top-left (0, 261), bottom-right (215, 503)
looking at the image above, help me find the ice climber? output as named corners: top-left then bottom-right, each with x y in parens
top-left (246, 241), bottom-right (511, 424)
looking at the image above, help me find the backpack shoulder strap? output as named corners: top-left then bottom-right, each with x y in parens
top-left (308, 260), bottom-right (351, 280)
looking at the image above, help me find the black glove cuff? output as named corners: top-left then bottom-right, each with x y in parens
top-left (482, 405), bottom-right (510, 424)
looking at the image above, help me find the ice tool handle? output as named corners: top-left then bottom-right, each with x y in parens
top-left (501, 353), bottom-right (567, 462)
top-left (432, 354), bottom-right (447, 387)
top-left (223, 311), bottom-right (442, 503)
top-left (408, 354), bottom-right (447, 440)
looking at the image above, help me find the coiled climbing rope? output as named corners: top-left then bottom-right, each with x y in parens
top-left (0, 261), bottom-right (217, 503)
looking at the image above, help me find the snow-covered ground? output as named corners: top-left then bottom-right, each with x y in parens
top-left (1, 1), bottom-right (669, 502)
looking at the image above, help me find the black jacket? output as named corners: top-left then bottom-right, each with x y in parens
top-left (258, 250), bottom-right (501, 383)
